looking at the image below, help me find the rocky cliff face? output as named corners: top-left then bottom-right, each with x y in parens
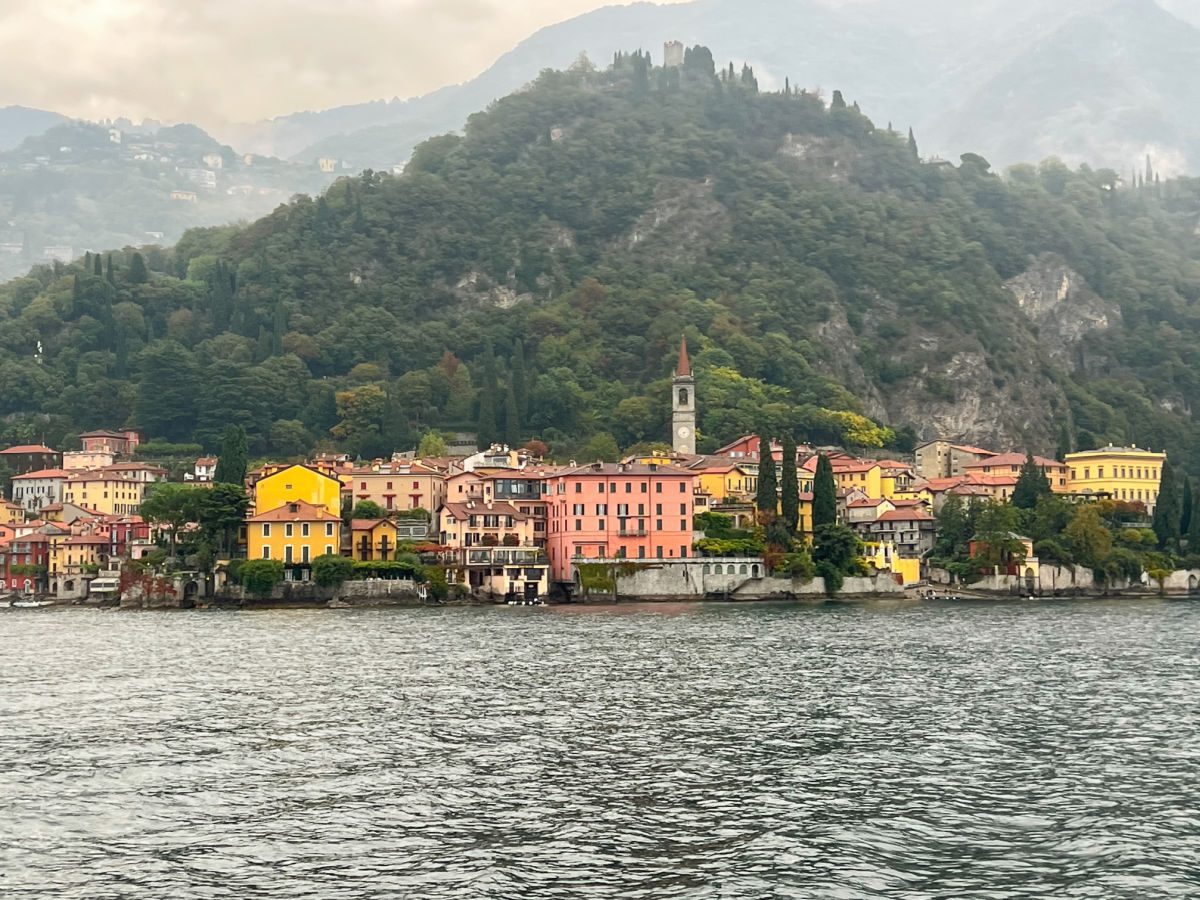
top-left (1006, 255), bottom-right (1121, 368)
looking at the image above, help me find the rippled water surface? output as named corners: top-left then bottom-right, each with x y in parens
top-left (2, 600), bottom-right (1199, 899)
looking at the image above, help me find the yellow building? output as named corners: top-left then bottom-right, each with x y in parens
top-left (1, 500), bottom-right (22, 524)
top-left (804, 457), bottom-right (884, 499)
top-left (350, 518), bottom-right (404, 562)
top-left (62, 472), bottom-right (147, 516)
top-left (340, 461), bottom-right (445, 514)
top-left (252, 464), bottom-right (342, 518)
top-left (1065, 446), bottom-right (1166, 511)
top-left (690, 463), bottom-right (757, 505)
top-left (861, 540), bottom-right (922, 586)
top-left (877, 461), bottom-right (917, 500)
top-left (247, 500), bottom-right (341, 568)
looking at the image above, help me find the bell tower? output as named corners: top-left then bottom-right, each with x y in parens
top-left (672, 337), bottom-right (696, 455)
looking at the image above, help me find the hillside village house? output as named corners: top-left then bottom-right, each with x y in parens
top-left (1, 500), bottom-right (22, 525)
top-left (444, 468), bottom-right (551, 548)
top-left (252, 464), bottom-right (342, 518)
top-left (545, 462), bottom-right (696, 583)
top-left (0, 444), bottom-right (61, 476)
top-left (340, 460), bottom-right (445, 513)
top-left (1065, 446), bottom-right (1167, 510)
top-left (247, 500), bottom-right (340, 575)
top-left (914, 441), bottom-right (997, 480)
top-left (859, 508), bottom-right (936, 560)
top-left (436, 500), bottom-right (549, 601)
top-left (78, 430), bottom-right (141, 456)
top-left (10, 469), bottom-right (70, 514)
top-left (62, 449), bottom-right (116, 470)
top-left (62, 466), bottom-right (165, 517)
top-left (964, 453), bottom-right (1069, 492)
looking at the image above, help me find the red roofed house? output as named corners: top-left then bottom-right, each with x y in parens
top-left (0, 444), bottom-right (61, 476)
top-left (845, 498), bottom-right (896, 526)
top-left (860, 508), bottom-right (936, 559)
top-left (436, 500), bottom-right (548, 601)
top-left (79, 429), bottom-right (141, 457)
top-left (1, 530), bottom-right (49, 593)
top-left (963, 453), bottom-right (1069, 492)
top-left (10, 469), bottom-right (71, 515)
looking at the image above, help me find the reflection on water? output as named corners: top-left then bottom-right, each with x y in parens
top-left (2, 601), bottom-right (1198, 898)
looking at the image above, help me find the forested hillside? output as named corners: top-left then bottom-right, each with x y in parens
top-left (3, 49), bottom-right (1200, 468)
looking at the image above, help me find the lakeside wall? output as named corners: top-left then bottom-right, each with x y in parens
top-left (930, 565), bottom-right (1200, 596)
top-left (602, 559), bottom-right (904, 601)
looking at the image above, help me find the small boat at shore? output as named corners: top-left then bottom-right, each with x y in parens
top-left (4, 599), bottom-right (56, 609)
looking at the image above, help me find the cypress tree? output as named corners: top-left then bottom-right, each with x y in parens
top-left (1152, 457), bottom-right (1181, 550)
top-left (93, 254), bottom-right (102, 277)
top-left (1056, 424), bottom-right (1073, 462)
top-left (1012, 452), bottom-right (1052, 509)
top-left (214, 425), bottom-right (248, 485)
top-left (755, 434), bottom-right (777, 519)
top-left (907, 127), bottom-right (919, 162)
top-left (831, 89), bottom-right (847, 110)
top-left (503, 383), bottom-right (520, 448)
top-left (476, 343), bottom-right (498, 449)
top-left (105, 254), bottom-right (115, 286)
top-left (780, 434), bottom-right (799, 534)
top-left (813, 454), bottom-right (837, 529)
top-left (71, 274), bottom-right (82, 316)
top-left (1186, 488), bottom-right (1200, 552)
top-left (128, 252), bottom-right (148, 284)
top-left (1182, 474), bottom-right (1193, 537)
top-left (511, 338), bottom-right (528, 418)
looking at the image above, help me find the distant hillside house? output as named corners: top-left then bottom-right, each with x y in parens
top-left (0, 444), bottom-right (61, 476)
top-left (318, 157), bottom-right (338, 173)
top-left (79, 429), bottom-right (141, 457)
top-left (202, 153), bottom-right (223, 169)
top-left (169, 190), bottom-right (198, 202)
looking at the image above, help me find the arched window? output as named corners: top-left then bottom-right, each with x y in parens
top-left (702, 564), bottom-right (711, 574)
top-left (713, 564), bottom-right (723, 575)
top-left (678, 388), bottom-right (689, 407)
top-left (739, 564), bottom-right (748, 575)
top-left (751, 565), bottom-right (761, 578)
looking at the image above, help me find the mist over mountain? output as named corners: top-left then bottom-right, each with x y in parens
top-left (0, 106), bottom-right (68, 152)
top-left (224, 0), bottom-right (1200, 177)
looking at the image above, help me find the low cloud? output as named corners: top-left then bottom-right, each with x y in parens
top-left (0, 0), bottom-right (651, 126)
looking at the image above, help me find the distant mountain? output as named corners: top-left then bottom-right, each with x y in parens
top-left (0, 106), bottom-right (68, 151)
top-left (227, 0), bottom-right (1200, 176)
top-left (936, 0), bottom-right (1200, 178)
top-left (0, 120), bottom-right (337, 281)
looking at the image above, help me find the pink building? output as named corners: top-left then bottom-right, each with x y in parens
top-left (546, 462), bottom-right (696, 582)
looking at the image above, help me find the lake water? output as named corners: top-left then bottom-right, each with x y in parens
top-left (2, 600), bottom-right (1199, 899)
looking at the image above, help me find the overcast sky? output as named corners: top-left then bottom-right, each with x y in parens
top-left (0, 0), bottom-right (689, 126)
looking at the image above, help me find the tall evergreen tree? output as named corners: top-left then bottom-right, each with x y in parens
top-left (813, 454), bottom-right (837, 529)
top-left (503, 383), bottom-right (520, 448)
top-left (755, 434), bottom-right (777, 519)
top-left (128, 252), bottom-right (148, 284)
top-left (93, 254), bottom-right (102, 277)
top-left (105, 254), bottom-right (115, 286)
top-left (511, 339), bottom-right (528, 418)
top-left (476, 343), bottom-right (499, 449)
top-left (780, 434), bottom-right (799, 534)
top-left (1012, 452), bottom-right (1052, 509)
top-left (1181, 474), bottom-right (1193, 537)
top-left (907, 127), bottom-right (919, 161)
top-left (1056, 424), bottom-right (1072, 462)
top-left (1186, 487), bottom-right (1200, 552)
top-left (214, 425), bottom-right (248, 485)
top-left (1152, 457), bottom-right (1182, 550)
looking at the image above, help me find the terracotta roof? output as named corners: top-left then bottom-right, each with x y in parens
top-left (78, 430), bottom-right (130, 438)
top-left (441, 501), bottom-right (528, 522)
top-left (949, 444), bottom-right (997, 455)
top-left (676, 337), bottom-right (692, 378)
top-left (557, 462), bottom-right (693, 477)
top-left (258, 463), bottom-right (343, 485)
top-left (877, 509), bottom-right (934, 522)
top-left (0, 444), bottom-right (58, 455)
top-left (351, 518), bottom-right (397, 532)
top-left (12, 468), bottom-right (71, 480)
top-left (196, 457), bottom-right (218, 466)
top-left (248, 500), bottom-right (340, 523)
top-left (964, 453), bottom-right (1063, 469)
top-left (64, 535), bottom-right (109, 546)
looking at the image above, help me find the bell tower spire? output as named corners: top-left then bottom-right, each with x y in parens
top-left (672, 337), bottom-right (696, 455)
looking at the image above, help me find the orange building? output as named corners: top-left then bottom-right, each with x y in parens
top-left (545, 462), bottom-right (696, 582)
top-left (963, 453), bottom-right (1069, 492)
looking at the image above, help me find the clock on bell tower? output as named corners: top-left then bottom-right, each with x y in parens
top-left (672, 337), bottom-right (696, 455)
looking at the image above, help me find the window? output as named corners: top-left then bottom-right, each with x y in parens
top-left (598, 519), bottom-right (605, 530)
top-left (681, 520), bottom-right (687, 531)
top-left (598, 483), bottom-right (605, 493)
top-left (679, 483), bottom-right (686, 493)
top-left (1098, 467), bottom-right (1105, 479)
top-left (656, 483), bottom-right (663, 494)
top-left (678, 388), bottom-right (689, 406)
top-left (285, 546), bottom-right (293, 563)
top-left (573, 504), bottom-right (585, 515)
top-left (656, 520), bottom-right (663, 531)
top-left (638, 546), bottom-right (646, 559)
top-left (610, 483), bottom-right (617, 492)
top-left (262, 546), bottom-right (271, 559)
top-left (656, 504), bottom-right (662, 515)
top-left (575, 483), bottom-right (582, 493)
top-left (302, 546), bottom-right (310, 563)
top-left (326, 545), bottom-right (333, 555)
top-left (575, 519), bottom-right (582, 532)
top-left (262, 524), bottom-right (271, 537)
top-left (326, 523), bottom-right (334, 537)
top-left (596, 504), bottom-right (608, 515)
top-left (638, 504), bottom-right (645, 515)
top-left (680, 504), bottom-right (687, 515)
top-left (625, 483), bottom-right (632, 493)
top-left (285, 523), bottom-right (294, 537)
top-left (656, 547), bottom-right (664, 559)
top-left (302, 523), bottom-right (310, 537)
top-left (641, 483), bottom-right (647, 493)
top-left (360, 482), bottom-right (367, 490)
